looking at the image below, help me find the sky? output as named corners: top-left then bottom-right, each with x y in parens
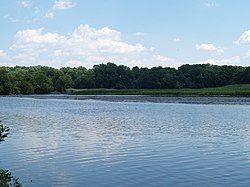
top-left (1, 0), bottom-right (250, 68)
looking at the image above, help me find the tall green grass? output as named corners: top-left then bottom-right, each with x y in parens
top-left (66, 84), bottom-right (250, 96)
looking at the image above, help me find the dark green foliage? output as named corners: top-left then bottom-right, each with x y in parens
top-left (33, 70), bottom-right (54, 94)
top-left (0, 170), bottom-right (21, 187)
top-left (55, 74), bottom-right (73, 93)
top-left (0, 121), bottom-right (22, 186)
top-left (0, 68), bottom-right (14, 95)
top-left (93, 63), bottom-right (134, 88)
top-left (235, 67), bottom-right (250, 84)
top-left (0, 124), bottom-right (10, 142)
top-left (0, 63), bottom-right (249, 95)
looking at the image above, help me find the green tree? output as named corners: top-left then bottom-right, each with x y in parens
top-left (0, 68), bottom-right (14, 95)
top-left (55, 74), bottom-right (73, 93)
top-left (33, 70), bottom-right (53, 94)
top-left (235, 67), bottom-right (250, 84)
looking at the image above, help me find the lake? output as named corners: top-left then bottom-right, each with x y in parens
top-left (1, 96), bottom-right (250, 186)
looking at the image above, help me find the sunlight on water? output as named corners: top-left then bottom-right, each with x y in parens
top-left (0, 97), bottom-right (250, 186)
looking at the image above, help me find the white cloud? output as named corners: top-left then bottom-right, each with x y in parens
top-left (222, 56), bottom-right (241, 65)
top-left (196, 43), bottom-right (224, 53)
top-left (202, 59), bottom-right (216, 64)
top-left (66, 60), bottom-right (83, 67)
top-left (19, 0), bottom-right (31, 8)
top-left (152, 55), bottom-right (180, 66)
top-left (245, 50), bottom-right (250, 57)
top-left (12, 28), bottom-right (65, 44)
top-left (0, 50), bottom-right (7, 66)
top-left (201, 56), bottom-right (241, 66)
top-left (45, 12), bottom-right (54, 19)
top-left (135, 32), bottom-right (146, 37)
top-left (0, 50), bottom-right (7, 57)
top-left (205, 1), bottom-right (218, 7)
top-left (34, 7), bottom-right (40, 15)
top-left (3, 15), bottom-right (20, 23)
top-left (5, 2), bottom-right (40, 23)
top-left (53, 0), bottom-right (75, 10)
top-left (238, 30), bottom-right (250, 44)
top-left (173, 38), bottom-right (181, 42)
top-left (9, 24), bottom-right (181, 68)
top-left (46, 0), bottom-right (75, 20)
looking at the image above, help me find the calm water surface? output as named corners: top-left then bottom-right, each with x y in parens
top-left (1, 97), bottom-right (250, 186)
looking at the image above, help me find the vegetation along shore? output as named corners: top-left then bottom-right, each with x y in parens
top-left (0, 63), bottom-right (250, 96)
top-left (67, 84), bottom-right (250, 96)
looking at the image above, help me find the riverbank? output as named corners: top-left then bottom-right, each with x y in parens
top-left (8, 95), bottom-right (250, 105)
top-left (66, 84), bottom-right (250, 96)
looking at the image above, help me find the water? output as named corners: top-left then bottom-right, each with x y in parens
top-left (0, 96), bottom-right (250, 186)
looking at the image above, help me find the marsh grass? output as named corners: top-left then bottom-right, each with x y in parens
top-left (67, 84), bottom-right (250, 96)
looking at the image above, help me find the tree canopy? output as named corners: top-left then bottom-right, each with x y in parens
top-left (0, 63), bottom-right (249, 95)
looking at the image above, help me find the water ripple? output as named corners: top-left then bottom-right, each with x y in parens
top-left (1, 97), bottom-right (250, 186)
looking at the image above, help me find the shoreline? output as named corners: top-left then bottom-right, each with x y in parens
top-left (3, 94), bottom-right (250, 105)
top-left (66, 86), bottom-right (250, 97)
top-left (4, 93), bottom-right (250, 97)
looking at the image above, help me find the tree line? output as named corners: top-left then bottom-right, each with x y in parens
top-left (0, 63), bottom-right (250, 95)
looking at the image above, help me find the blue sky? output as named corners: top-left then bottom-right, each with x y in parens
top-left (0, 0), bottom-right (250, 68)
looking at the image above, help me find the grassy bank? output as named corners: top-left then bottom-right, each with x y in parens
top-left (66, 84), bottom-right (250, 96)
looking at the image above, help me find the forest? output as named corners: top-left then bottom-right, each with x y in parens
top-left (0, 63), bottom-right (250, 95)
